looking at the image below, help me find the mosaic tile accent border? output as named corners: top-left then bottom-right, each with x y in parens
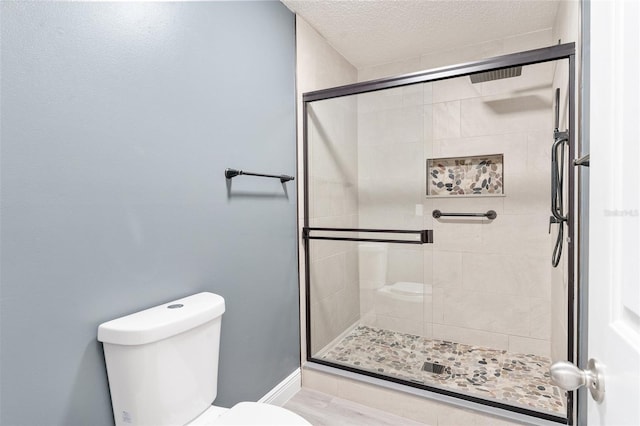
top-left (319, 325), bottom-right (566, 417)
top-left (427, 154), bottom-right (504, 196)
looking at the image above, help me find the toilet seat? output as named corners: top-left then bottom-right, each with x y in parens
top-left (190, 402), bottom-right (310, 426)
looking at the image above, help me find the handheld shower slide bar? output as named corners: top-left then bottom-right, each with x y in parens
top-left (551, 88), bottom-right (569, 267)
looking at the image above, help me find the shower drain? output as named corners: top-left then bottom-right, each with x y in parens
top-left (422, 361), bottom-right (447, 374)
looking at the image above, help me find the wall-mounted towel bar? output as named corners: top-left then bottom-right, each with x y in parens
top-left (225, 168), bottom-right (294, 183)
top-left (432, 209), bottom-right (497, 220)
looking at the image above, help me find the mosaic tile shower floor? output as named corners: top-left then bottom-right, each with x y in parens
top-left (319, 325), bottom-right (566, 417)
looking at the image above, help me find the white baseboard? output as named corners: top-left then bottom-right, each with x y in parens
top-left (258, 368), bottom-right (301, 406)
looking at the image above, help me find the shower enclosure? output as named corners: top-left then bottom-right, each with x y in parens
top-left (302, 44), bottom-right (576, 423)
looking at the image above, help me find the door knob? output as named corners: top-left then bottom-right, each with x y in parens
top-left (550, 358), bottom-right (605, 403)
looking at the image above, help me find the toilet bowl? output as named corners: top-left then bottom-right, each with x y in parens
top-left (97, 293), bottom-right (310, 426)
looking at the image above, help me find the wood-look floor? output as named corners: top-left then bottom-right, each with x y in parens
top-left (283, 389), bottom-right (429, 426)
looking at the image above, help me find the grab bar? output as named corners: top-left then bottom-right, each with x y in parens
top-left (432, 210), bottom-right (497, 220)
top-left (225, 168), bottom-right (294, 183)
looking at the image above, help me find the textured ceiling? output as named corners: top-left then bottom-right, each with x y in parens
top-left (282, 0), bottom-right (561, 68)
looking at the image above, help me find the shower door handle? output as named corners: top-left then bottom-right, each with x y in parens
top-left (550, 359), bottom-right (605, 402)
top-left (574, 154), bottom-right (590, 167)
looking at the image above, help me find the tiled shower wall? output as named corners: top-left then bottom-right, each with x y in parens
top-left (356, 29), bottom-right (559, 357)
top-left (296, 18), bottom-right (360, 355)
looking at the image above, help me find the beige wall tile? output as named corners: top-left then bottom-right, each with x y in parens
top-left (461, 252), bottom-right (549, 299)
top-left (432, 250), bottom-right (463, 288)
top-left (423, 249), bottom-right (434, 286)
top-left (374, 314), bottom-right (424, 336)
top-left (480, 62), bottom-right (554, 98)
top-left (404, 83), bottom-right (425, 107)
top-left (310, 301), bottom-right (334, 353)
top-left (423, 104), bottom-right (434, 144)
top-left (481, 214), bottom-right (550, 257)
top-left (550, 258), bottom-right (568, 362)
top-left (336, 287), bottom-right (360, 331)
top-left (432, 219), bottom-right (483, 252)
top-left (387, 246), bottom-right (425, 284)
top-left (530, 297), bottom-right (552, 340)
top-left (502, 176), bottom-right (549, 215)
top-left (460, 90), bottom-right (552, 138)
top-left (310, 253), bottom-right (345, 301)
top-left (432, 286), bottom-right (444, 323)
top-left (336, 377), bottom-right (405, 417)
top-left (433, 101), bottom-right (461, 139)
top-left (432, 324), bottom-right (509, 351)
top-left (508, 335), bottom-right (550, 358)
top-left (359, 289), bottom-right (375, 316)
top-left (433, 76), bottom-right (482, 103)
top-left (422, 322), bottom-right (434, 338)
top-left (302, 369), bottom-right (339, 395)
top-left (357, 86), bottom-right (403, 113)
top-left (526, 130), bottom-right (552, 175)
top-left (358, 242), bottom-right (388, 287)
top-left (456, 132), bottom-right (517, 157)
top-left (374, 291), bottom-right (424, 321)
top-left (424, 82), bottom-right (433, 105)
top-left (441, 288), bottom-right (530, 336)
top-left (363, 141), bottom-right (425, 179)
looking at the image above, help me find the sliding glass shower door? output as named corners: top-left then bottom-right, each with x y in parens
top-left (304, 91), bottom-right (432, 358)
top-left (302, 44), bottom-right (575, 424)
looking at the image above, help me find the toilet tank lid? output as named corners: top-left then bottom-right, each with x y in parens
top-left (97, 292), bottom-right (225, 346)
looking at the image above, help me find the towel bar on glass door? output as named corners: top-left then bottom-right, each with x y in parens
top-left (432, 210), bottom-right (497, 220)
top-left (225, 168), bottom-right (294, 183)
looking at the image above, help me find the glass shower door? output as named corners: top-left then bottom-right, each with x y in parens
top-left (304, 86), bottom-right (434, 381)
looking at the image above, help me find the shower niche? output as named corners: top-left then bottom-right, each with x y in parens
top-left (302, 44), bottom-right (575, 424)
top-left (426, 153), bottom-right (504, 196)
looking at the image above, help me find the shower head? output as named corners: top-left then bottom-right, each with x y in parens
top-left (469, 66), bottom-right (522, 84)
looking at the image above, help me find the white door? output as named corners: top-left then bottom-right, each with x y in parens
top-left (588, 0), bottom-right (640, 424)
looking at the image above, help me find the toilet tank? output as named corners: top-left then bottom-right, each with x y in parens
top-left (98, 292), bottom-right (226, 426)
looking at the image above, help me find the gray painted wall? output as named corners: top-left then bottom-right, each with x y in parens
top-left (0, 2), bottom-right (298, 425)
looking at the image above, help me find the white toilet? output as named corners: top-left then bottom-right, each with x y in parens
top-left (97, 292), bottom-right (310, 426)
